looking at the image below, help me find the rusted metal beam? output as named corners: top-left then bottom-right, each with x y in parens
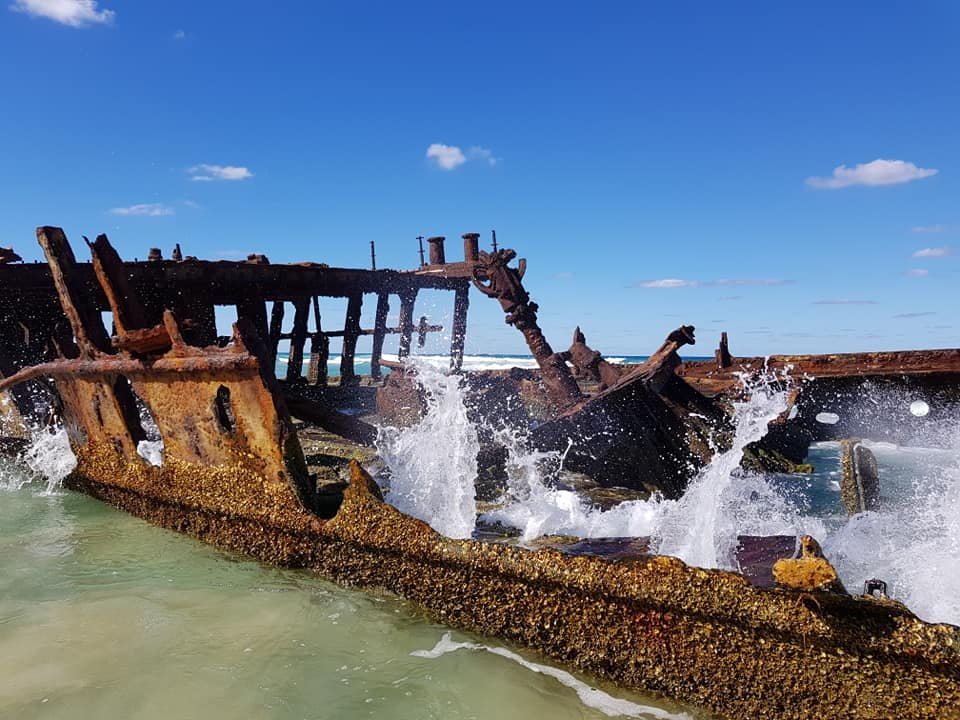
top-left (268, 300), bottom-right (285, 364)
top-left (397, 289), bottom-right (417, 359)
top-left (340, 293), bottom-right (364, 386)
top-left (286, 297), bottom-right (310, 382)
top-left (36, 226), bottom-right (112, 356)
top-left (450, 284), bottom-right (469, 371)
top-left (472, 248), bottom-right (582, 409)
top-left (306, 297), bottom-right (328, 386)
top-left (282, 393), bottom-right (377, 445)
top-left (370, 292), bottom-right (390, 379)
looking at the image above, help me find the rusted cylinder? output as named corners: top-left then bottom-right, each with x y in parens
top-left (427, 236), bottom-right (446, 265)
top-left (462, 233), bottom-right (480, 262)
top-left (148, 248), bottom-right (163, 262)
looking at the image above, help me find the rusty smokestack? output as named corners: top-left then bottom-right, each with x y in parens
top-left (427, 236), bottom-right (446, 265)
top-left (462, 233), bottom-right (480, 262)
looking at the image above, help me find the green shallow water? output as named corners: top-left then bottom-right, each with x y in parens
top-left (0, 465), bottom-right (697, 720)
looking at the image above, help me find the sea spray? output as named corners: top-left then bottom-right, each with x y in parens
top-left (651, 369), bottom-right (811, 568)
top-left (375, 360), bottom-right (479, 538)
top-left (15, 425), bottom-right (77, 494)
top-left (823, 439), bottom-right (960, 624)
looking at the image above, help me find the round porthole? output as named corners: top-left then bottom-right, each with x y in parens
top-left (815, 412), bottom-right (839, 425)
top-left (909, 400), bottom-right (930, 418)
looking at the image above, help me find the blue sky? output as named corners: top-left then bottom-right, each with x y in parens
top-left (1, 1), bottom-right (958, 357)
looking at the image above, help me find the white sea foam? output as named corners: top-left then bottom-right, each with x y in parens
top-left (375, 360), bottom-right (479, 538)
top-left (412, 632), bottom-right (693, 719)
top-left (18, 426), bottom-right (77, 494)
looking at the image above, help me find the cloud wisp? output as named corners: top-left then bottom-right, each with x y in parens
top-left (426, 143), bottom-right (499, 170)
top-left (812, 299), bottom-right (877, 305)
top-left (912, 247), bottom-right (952, 258)
top-left (893, 311), bottom-right (936, 319)
top-left (636, 278), bottom-right (789, 289)
top-left (109, 203), bottom-right (173, 217)
top-left (11, 0), bottom-right (114, 27)
top-left (805, 159), bottom-right (938, 189)
top-left (906, 269), bottom-right (930, 277)
top-left (188, 164), bottom-right (253, 182)
top-left (912, 224), bottom-right (947, 234)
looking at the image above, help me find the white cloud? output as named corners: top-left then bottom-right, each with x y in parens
top-left (805, 159), bottom-right (938, 189)
top-left (912, 224), bottom-right (947, 233)
top-left (906, 268), bottom-right (930, 277)
top-left (109, 203), bottom-right (173, 217)
top-left (188, 164), bottom-right (253, 181)
top-left (912, 247), bottom-right (951, 258)
top-left (426, 143), bottom-right (467, 170)
top-left (11, 0), bottom-right (113, 27)
top-left (636, 277), bottom-right (788, 289)
top-left (638, 278), bottom-right (697, 288)
top-left (182, 199), bottom-right (201, 209)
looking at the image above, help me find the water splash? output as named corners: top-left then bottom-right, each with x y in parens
top-left (822, 439), bottom-right (960, 624)
top-left (375, 360), bottom-right (479, 539)
top-left (15, 426), bottom-right (77, 494)
top-left (652, 370), bottom-right (814, 568)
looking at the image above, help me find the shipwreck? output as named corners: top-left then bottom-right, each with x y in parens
top-left (0, 226), bottom-right (958, 720)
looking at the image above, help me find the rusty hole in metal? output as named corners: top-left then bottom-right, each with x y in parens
top-left (92, 392), bottom-right (104, 427)
top-left (213, 385), bottom-right (235, 434)
top-left (128, 386), bottom-right (163, 467)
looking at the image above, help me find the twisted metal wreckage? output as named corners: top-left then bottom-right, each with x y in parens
top-left (0, 227), bottom-right (959, 720)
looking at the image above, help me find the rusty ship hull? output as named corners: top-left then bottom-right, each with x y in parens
top-left (0, 227), bottom-right (958, 720)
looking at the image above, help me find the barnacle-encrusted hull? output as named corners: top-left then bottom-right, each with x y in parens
top-left (66, 450), bottom-right (960, 720)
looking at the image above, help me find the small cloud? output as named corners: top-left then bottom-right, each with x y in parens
top-left (188, 164), bottom-right (253, 181)
top-left (637, 278), bottom-right (698, 289)
top-left (906, 268), bottom-right (930, 277)
top-left (468, 146), bottom-right (499, 166)
top-left (912, 247), bottom-right (951, 258)
top-left (812, 299), bottom-right (877, 305)
top-left (893, 311), bottom-right (936, 319)
top-left (912, 224), bottom-right (947, 234)
top-left (425, 143), bottom-right (499, 170)
top-left (109, 203), bottom-right (173, 217)
top-left (182, 199), bottom-right (201, 209)
top-left (11, 0), bottom-right (113, 27)
top-left (173, 29), bottom-right (186, 40)
top-left (805, 159), bottom-right (938, 189)
top-left (718, 295), bottom-right (742, 301)
top-left (426, 143), bottom-right (467, 170)
top-left (553, 271), bottom-right (573, 280)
